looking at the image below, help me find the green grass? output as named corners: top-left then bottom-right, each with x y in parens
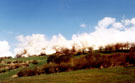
top-left (1, 55), bottom-right (135, 83)
top-left (2, 56), bottom-right (47, 66)
top-left (0, 67), bottom-right (23, 79)
top-left (3, 56), bottom-right (47, 63)
top-left (1, 67), bottom-right (135, 83)
top-left (0, 56), bottom-right (47, 80)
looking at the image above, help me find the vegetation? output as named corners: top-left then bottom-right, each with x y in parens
top-left (0, 56), bottom-right (47, 79)
top-left (0, 42), bottom-right (135, 82)
top-left (2, 67), bottom-right (135, 83)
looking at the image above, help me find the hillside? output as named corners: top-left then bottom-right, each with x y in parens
top-left (0, 54), bottom-right (135, 83)
top-left (0, 56), bottom-right (47, 79)
top-left (1, 67), bottom-right (135, 83)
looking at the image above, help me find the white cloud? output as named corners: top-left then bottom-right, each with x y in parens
top-left (80, 24), bottom-right (87, 28)
top-left (15, 34), bottom-right (74, 56)
top-left (15, 17), bottom-right (135, 57)
top-left (131, 18), bottom-right (135, 25)
top-left (0, 41), bottom-right (13, 57)
top-left (97, 17), bottom-right (115, 28)
top-left (112, 22), bottom-right (123, 29)
top-left (15, 34), bottom-right (48, 57)
top-left (121, 18), bottom-right (135, 26)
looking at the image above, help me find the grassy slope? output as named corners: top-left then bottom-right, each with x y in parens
top-left (1, 67), bottom-right (135, 83)
top-left (1, 54), bottom-right (135, 83)
top-left (0, 56), bottom-right (47, 79)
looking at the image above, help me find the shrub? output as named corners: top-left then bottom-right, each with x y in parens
top-left (13, 60), bottom-right (19, 63)
top-left (31, 60), bottom-right (38, 65)
top-left (73, 57), bottom-right (88, 70)
top-left (58, 63), bottom-right (72, 72)
top-left (17, 68), bottom-right (38, 77)
top-left (40, 63), bottom-right (72, 74)
top-left (41, 63), bottom-right (58, 74)
top-left (100, 56), bottom-right (112, 68)
top-left (126, 53), bottom-right (135, 66)
top-left (85, 54), bottom-right (97, 68)
top-left (47, 55), bottom-right (57, 63)
top-left (17, 47), bottom-right (135, 77)
top-left (16, 54), bottom-right (22, 58)
top-left (0, 58), bottom-right (3, 63)
top-left (47, 55), bottom-right (72, 64)
top-left (0, 69), bottom-right (7, 73)
top-left (7, 61), bottom-right (11, 64)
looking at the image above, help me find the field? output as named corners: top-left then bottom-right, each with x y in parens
top-left (0, 56), bottom-right (135, 83)
top-left (1, 66), bottom-right (135, 83)
top-left (0, 56), bottom-right (47, 79)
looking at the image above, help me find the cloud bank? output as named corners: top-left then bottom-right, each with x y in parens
top-left (14, 17), bottom-right (135, 57)
top-left (1, 17), bottom-right (135, 57)
top-left (0, 41), bottom-right (13, 57)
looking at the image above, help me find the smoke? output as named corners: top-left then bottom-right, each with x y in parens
top-left (14, 17), bottom-right (135, 57)
top-left (0, 41), bottom-right (13, 57)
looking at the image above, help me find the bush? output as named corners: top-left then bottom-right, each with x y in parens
top-left (0, 58), bottom-right (3, 63)
top-left (100, 56), bottom-right (112, 68)
top-left (41, 63), bottom-right (58, 74)
top-left (47, 55), bottom-right (57, 63)
top-left (73, 57), bottom-right (88, 70)
top-left (40, 63), bottom-right (72, 74)
top-left (17, 49), bottom-right (135, 77)
top-left (126, 53), bottom-right (135, 66)
top-left (85, 54), bottom-right (97, 68)
top-left (7, 61), bottom-right (11, 64)
top-left (57, 63), bottom-right (72, 72)
top-left (0, 69), bottom-right (7, 73)
top-left (47, 55), bottom-right (72, 64)
top-left (17, 68), bottom-right (38, 77)
top-left (31, 60), bottom-right (38, 65)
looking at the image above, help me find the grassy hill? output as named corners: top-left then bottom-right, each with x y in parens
top-left (0, 56), bottom-right (47, 79)
top-left (1, 66), bottom-right (135, 83)
top-left (0, 53), bottom-right (135, 83)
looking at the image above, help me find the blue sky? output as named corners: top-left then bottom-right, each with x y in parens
top-left (0, 0), bottom-right (135, 45)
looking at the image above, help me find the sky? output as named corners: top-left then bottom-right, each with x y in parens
top-left (0, 0), bottom-right (135, 57)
